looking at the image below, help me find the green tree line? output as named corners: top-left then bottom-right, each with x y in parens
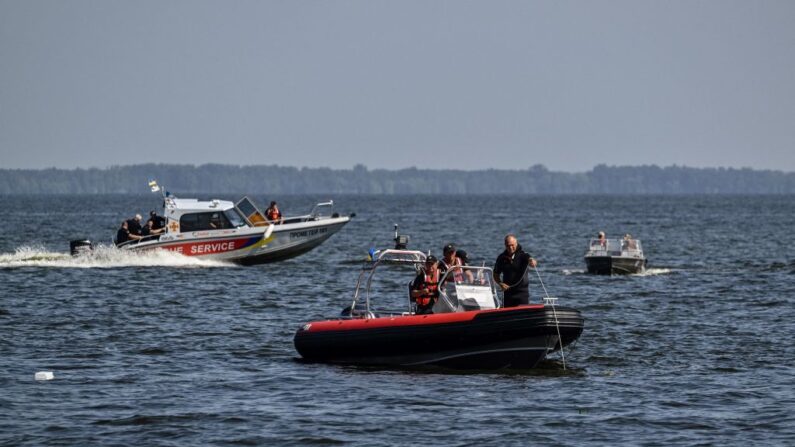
top-left (0, 164), bottom-right (793, 194)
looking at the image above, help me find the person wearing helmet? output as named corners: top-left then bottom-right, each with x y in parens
top-left (410, 255), bottom-right (440, 314)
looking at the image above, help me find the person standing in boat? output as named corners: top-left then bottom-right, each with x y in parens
top-left (265, 201), bottom-right (283, 225)
top-left (411, 255), bottom-right (440, 315)
top-left (493, 234), bottom-right (538, 308)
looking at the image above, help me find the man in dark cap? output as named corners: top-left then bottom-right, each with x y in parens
top-left (493, 234), bottom-right (538, 307)
top-left (410, 255), bottom-right (440, 314)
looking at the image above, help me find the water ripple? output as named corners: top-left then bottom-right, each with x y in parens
top-left (1, 195), bottom-right (794, 446)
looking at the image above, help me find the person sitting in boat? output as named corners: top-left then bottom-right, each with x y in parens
top-left (493, 234), bottom-right (538, 308)
top-left (126, 214), bottom-right (144, 236)
top-left (115, 220), bottom-right (143, 246)
top-left (141, 220), bottom-right (164, 238)
top-left (592, 231), bottom-right (607, 248)
top-left (410, 255), bottom-right (440, 315)
top-left (439, 243), bottom-right (474, 284)
top-left (622, 234), bottom-right (637, 250)
top-left (147, 210), bottom-right (166, 231)
top-left (265, 201), bottom-right (283, 225)
top-left (456, 249), bottom-right (469, 266)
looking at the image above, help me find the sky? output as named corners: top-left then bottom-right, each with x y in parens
top-left (1, 1), bottom-right (794, 172)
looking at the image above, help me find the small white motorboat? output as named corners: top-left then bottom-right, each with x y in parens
top-left (584, 236), bottom-right (647, 274)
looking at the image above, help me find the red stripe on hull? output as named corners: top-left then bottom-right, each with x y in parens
top-left (303, 304), bottom-right (545, 332)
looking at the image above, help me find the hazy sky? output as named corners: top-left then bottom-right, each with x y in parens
top-left (1, 1), bottom-right (794, 171)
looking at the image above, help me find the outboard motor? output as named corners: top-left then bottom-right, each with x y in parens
top-left (69, 239), bottom-right (93, 256)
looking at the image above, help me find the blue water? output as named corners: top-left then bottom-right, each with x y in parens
top-left (1, 194), bottom-right (794, 446)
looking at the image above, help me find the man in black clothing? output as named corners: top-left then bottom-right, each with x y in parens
top-left (493, 234), bottom-right (538, 308)
top-left (141, 220), bottom-right (164, 237)
top-left (126, 214), bottom-right (143, 236)
top-left (149, 210), bottom-right (166, 230)
top-left (115, 220), bottom-right (142, 246)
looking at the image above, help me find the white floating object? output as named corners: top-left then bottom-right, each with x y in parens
top-left (35, 371), bottom-right (54, 381)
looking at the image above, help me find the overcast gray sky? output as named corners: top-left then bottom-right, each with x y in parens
top-left (1, 0), bottom-right (794, 171)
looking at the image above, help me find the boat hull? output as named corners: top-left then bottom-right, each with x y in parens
top-left (585, 255), bottom-right (646, 275)
top-left (124, 217), bottom-right (350, 265)
top-left (294, 305), bottom-right (584, 370)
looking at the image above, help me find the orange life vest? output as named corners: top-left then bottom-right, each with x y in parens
top-left (266, 208), bottom-right (281, 221)
top-left (415, 270), bottom-right (439, 309)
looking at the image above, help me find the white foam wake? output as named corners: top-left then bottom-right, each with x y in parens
top-left (560, 267), bottom-right (672, 276)
top-left (632, 267), bottom-right (672, 276)
top-left (0, 245), bottom-right (235, 269)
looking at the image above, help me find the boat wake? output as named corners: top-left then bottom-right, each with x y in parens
top-left (632, 268), bottom-right (673, 276)
top-left (0, 245), bottom-right (235, 269)
top-left (562, 267), bottom-right (673, 276)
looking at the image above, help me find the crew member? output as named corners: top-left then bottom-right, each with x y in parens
top-left (265, 201), bottom-right (283, 224)
top-left (116, 220), bottom-right (142, 246)
top-left (493, 234), bottom-right (538, 308)
top-left (411, 255), bottom-right (440, 315)
top-left (127, 214), bottom-right (143, 236)
top-left (148, 210), bottom-right (166, 230)
top-left (141, 220), bottom-right (164, 237)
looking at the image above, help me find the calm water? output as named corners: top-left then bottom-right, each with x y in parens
top-left (1, 194), bottom-right (794, 446)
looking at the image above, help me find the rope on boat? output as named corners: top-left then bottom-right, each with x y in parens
top-left (534, 266), bottom-right (566, 370)
top-left (497, 257), bottom-right (568, 370)
top-left (503, 262), bottom-right (531, 290)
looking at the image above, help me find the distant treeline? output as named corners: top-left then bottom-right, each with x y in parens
top-left (1, 164), bottom-right (793, 194)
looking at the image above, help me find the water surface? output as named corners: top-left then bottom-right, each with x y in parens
top-left (1, 194), bottom-right (793, 445)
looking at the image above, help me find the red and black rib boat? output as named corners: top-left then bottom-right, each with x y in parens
top-left (294, 249), bottom-right (584, 370)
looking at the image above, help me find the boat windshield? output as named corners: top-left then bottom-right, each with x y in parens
top-left (224, 208), bottom-right (247, 228)
top-left (587, 238), bottom-right (643, 257)
top-left (437, 266), bottom-right (499, 312)
top-left (349, 251), bottom-right (500, 317)
top-left (235, 196), bottom-right (269, 227)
